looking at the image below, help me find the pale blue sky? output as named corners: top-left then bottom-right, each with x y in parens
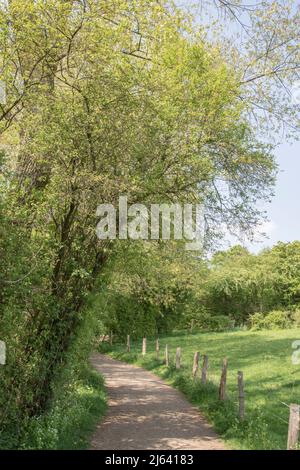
top-left (246, 141), bottom-right (300, 253)
top-left (176, 0), bottom-right (300, 253)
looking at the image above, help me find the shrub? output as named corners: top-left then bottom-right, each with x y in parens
top-left (20, 366), bottom-right (107, 450)
top-left (195, 312), bottom-right (235, 331)
top-left (0, 297), bottom-right (107, 449)
top-left (292, 309), bottom-right (300, 327)
top-left (250, 310), bottom-right (292, 330)
top-left (206, 315), bottom-right (235, 331)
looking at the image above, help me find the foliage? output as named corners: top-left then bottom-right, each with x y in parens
top-left (91, 240), bottom-right (202, 338)
top-left (18, 366), bottom-right (107, 450)
top-left (0, 294), bottom-right (107, 449)
top-left (94, 241), bottom-right (300, 336)
top-left (201, 314), bottom-right (235, 332)
top-left (250, 310), bottom-right (293, 331)
top-left (178, 307), bottom-right (235, 332)
top-left (292, 309), bottom-right (300, 327)
top-left (1, 0), bottom-right (256, 437)
top-left (192, 242), bottom-right (300, 328)
top-left (0, 0), bottom-right (299, 449)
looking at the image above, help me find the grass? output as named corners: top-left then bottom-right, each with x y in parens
top-left (101, 327), bottom-right (300, 450)
top-left (19, 365), bottom-right (107, 450)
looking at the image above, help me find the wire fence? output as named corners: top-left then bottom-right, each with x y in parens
top-left (105, 334), bottom-right (300, 449)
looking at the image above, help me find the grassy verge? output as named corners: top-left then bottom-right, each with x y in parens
top-left (18, 364), bottom-right (107, 450)
top-left (100, 328), bottom-right (300, 450)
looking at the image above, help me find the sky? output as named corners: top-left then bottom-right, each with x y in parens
top-left (176, 0), bottom-right (300, 254)
top-left (245, 141), bottom-right (300, 253)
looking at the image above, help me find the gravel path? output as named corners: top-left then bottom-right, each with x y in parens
top-left (90, 354), bottom-right (226, 450)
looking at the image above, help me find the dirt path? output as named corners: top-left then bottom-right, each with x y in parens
top-left (90, 354), bottom-right (226, 450)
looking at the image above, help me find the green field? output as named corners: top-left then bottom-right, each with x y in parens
top-left (107, 328), bottom-right (300, 450)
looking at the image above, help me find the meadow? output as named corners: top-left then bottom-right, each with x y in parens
top-left (106, 328), bottom-right (300, 450)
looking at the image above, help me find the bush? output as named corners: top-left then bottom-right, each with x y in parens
top-left (194, 311), bottom-right (235, 332)
top-left (20, 366), bottom-right (107, 450)
top-left (250, 310), bottom-right (292, 330)
top-left (292, 309), bottom-right (300, 327)
top-left (0, 296), bottom-right (107, 449)
top-left (207, 315), bottom-right (235, 331)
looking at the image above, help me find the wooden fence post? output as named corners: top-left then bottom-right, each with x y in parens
top-left (165, 344), bottom-right (169, 366)
top-left (201, 355), bottom-right (208, 384)
top-left (287, 404), bottom-right (300, 450)
top-left (0, 340), bottom-right (5, 365)
top-left (192, 351), bottom-right (200, 380)
top-left (219, 358), bottom-right (228, 400)
top-left (237, 371), bottom-right (245, 420)
top-left (142, 337), bottom-right (147, 356)
top-left (127, 335), bottom-right (130, 353)
top-left (175, 347), bottom-right (181, 370)
top-left (156, 338), bottom-right (159, 360)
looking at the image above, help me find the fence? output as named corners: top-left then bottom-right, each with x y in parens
top-left (108, 334), bottom-right (300, 449)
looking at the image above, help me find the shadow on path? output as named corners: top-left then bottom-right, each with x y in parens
top-left (90, 354), bottom-right (226, 450)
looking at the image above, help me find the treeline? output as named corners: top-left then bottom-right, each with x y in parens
top-left (194, 243), bottom-right (300, 330)
top-left (97, 242), bottom-right (300, 337)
